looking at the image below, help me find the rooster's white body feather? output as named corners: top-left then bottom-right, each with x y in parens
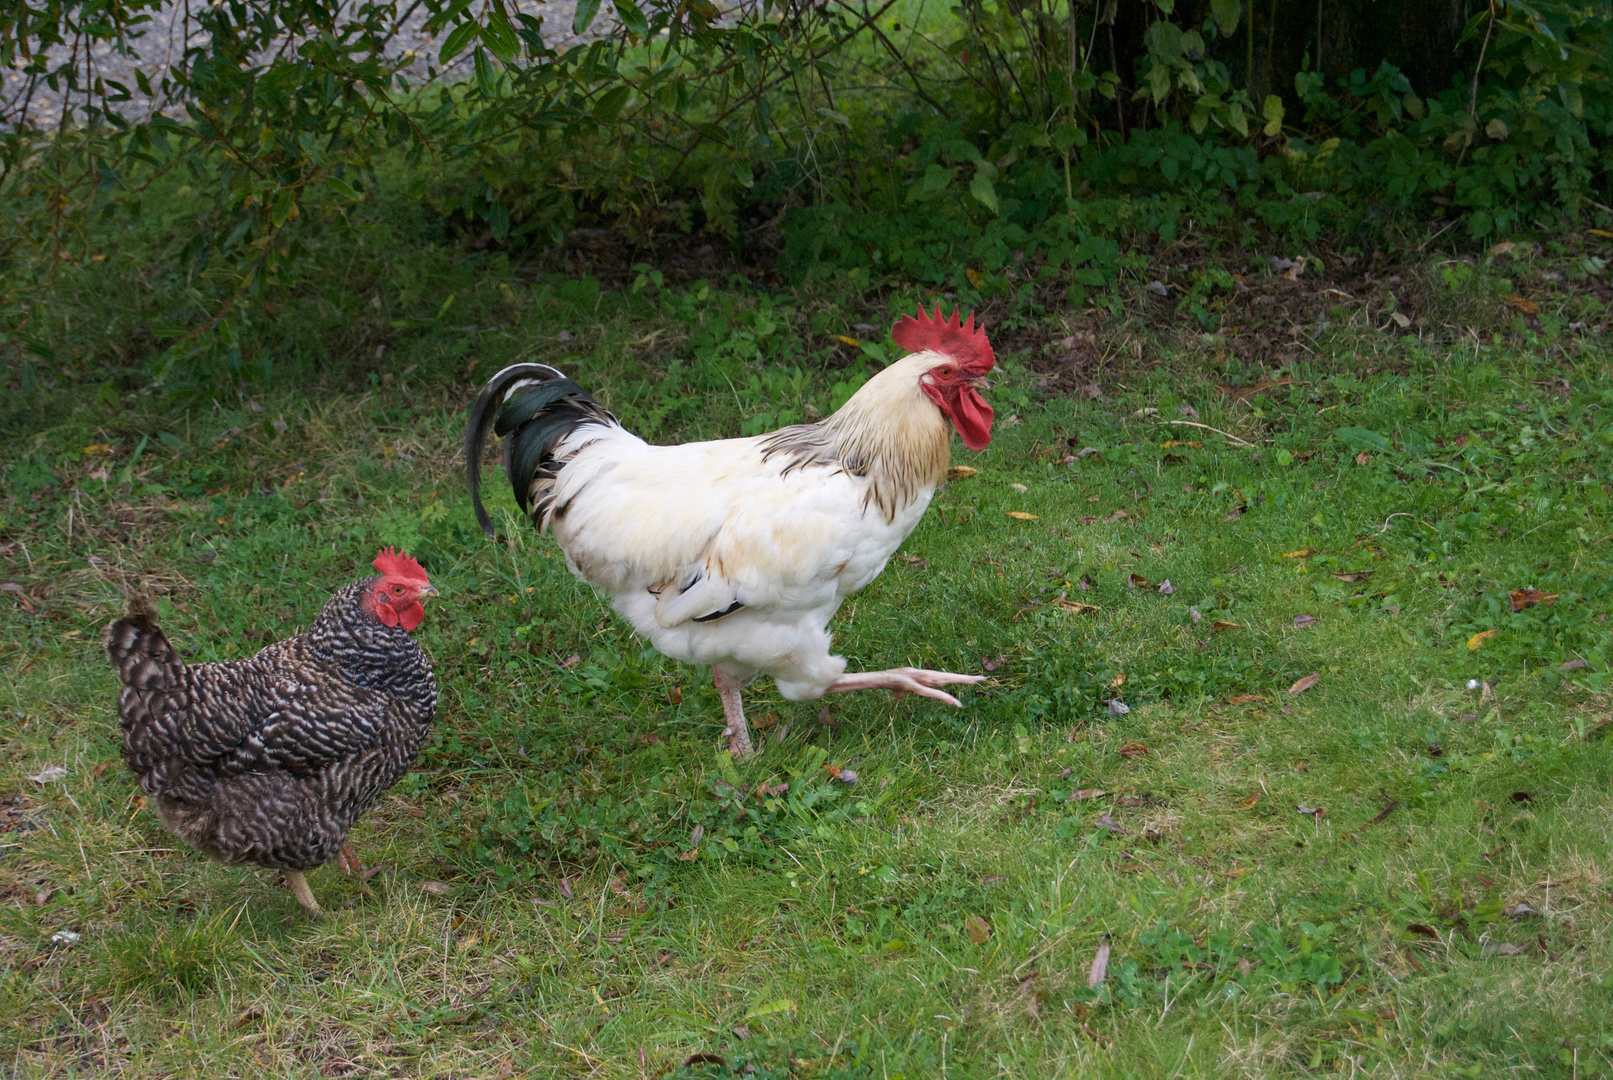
top-left (547, 422), bottom-right (935, 698)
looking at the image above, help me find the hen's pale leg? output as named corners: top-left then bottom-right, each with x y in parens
top-left (714, 669), bottom-right (754, 759)
top-left (285, 870), bottom-right (322, 918)
top-left (826, 667), bottom-right (985, 707)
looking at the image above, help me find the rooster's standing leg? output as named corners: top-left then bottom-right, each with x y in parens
top-left (285, 870), bottom-right (323, 918)
top-left (713, 669), bottom-right (754, 759)
top-left (826, 667), bottom-right (985, 706)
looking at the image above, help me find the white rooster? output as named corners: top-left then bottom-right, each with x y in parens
top-left (464, 305), bottom-right (996, 758)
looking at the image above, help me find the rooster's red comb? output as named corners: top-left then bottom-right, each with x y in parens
top-left (373, 547), bottom-right (430, 584)
top-left (891, 303), bottom-right (995, 375)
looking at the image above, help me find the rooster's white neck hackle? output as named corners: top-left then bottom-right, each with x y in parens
top-left (759, 349), bottom-right (953, 521)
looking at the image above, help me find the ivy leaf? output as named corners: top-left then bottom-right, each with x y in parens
top-left (573, 0), bottom-right (602, 35)
top-left (968, 172), bottom-right (999, 214)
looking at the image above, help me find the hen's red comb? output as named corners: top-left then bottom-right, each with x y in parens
top-left (891, 303), bottom-right (995, 375)
top-left (373, 547), bottom-right (430, 584)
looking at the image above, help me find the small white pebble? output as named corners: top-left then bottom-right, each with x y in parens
top-left (50, 930), bottom-right (81, 946)
top-left (1466, 679), bottom-right (1481, 690)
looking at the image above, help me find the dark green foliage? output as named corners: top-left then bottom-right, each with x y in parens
top-left (3, 0), bottom-right (1610, 395)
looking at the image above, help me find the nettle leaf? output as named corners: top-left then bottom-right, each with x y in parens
top-left (1262, 94), bottom-right (1285, 136)
top-left (969, 172), bottom-right (999, 214)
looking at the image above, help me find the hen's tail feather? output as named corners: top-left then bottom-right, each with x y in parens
top-left (464, 363), bottom-right (615, 536)
top-left (101, 595), bottom-right (181, 691)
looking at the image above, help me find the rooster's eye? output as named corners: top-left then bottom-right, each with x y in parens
top-left (938, 367), bottom-right (953, 378)
top-left (393, 585), bottom-right (405, 594)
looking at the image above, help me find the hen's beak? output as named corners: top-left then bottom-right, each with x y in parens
top-left (420, 584), bottom-right (440, 599)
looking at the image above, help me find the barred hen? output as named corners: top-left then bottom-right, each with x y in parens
top-left (102, 549), bottom-right (438, 917)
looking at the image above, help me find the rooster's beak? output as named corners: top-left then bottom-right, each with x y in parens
top-left (420, 584), bottom-right (440, 599)
top-left (970, 377), bottom-right (993, 391)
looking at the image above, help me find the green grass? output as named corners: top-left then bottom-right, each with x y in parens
top-left (3, 271), bottom-right (1613, 1078)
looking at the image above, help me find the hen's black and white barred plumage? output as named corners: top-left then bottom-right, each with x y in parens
top-left (103, 554), bottom-right (437, 915)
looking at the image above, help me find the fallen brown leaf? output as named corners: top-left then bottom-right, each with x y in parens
top-left (1087, 937), bottom-right (1111, 988)
top-left (667, 684), bottom-right (682, 705)
top-left (1237, 793), bottom-right (1261, 809)
top-left (1006, 511), bottom-right (1039, 521)
top-left (1209, 620), bottom-right (1241, 634)
top-left (1288, 673), bottom-right (1320, 695)
top-left (1292, 613), bottom-right (1317, 628)
top-left (1467, 629), bottom-right (1497, 651)
top-left (1504, 294), bottom-right (1541, 315)
top-left (559, 653), bottom-right (582, 669)
top-left (965, 914), bottom-right (991, 944)
top-left (1296, 804), bottom-right (1326, 820)
top-left (1509, 589), bottom-right (1558, 612)
top-left (947, 465), bottom-right (979, 480)
top-left (1282, 549), bottom-right (1316, 558)
top-left (1355, 451), bottom-right (1372, 466)
top-left (1052, 597), bottom-right (1100, 615)
top-left (1217, 378), bottom-right (1294, 401)
top-left (1226, 694), bottom-right (1264, 705)
top-left (1492, 942), bottom-right (1526, 956)
top-left (1223, 505), bottom-right (1245, 522)
top-left (1118, 743), bottom-right (1149, 759)
top-left (1129, 573), bottom-right (1150, 589)
top-left (1559, 658), bottom-right (1589, 672)
top-left (420, 881), bottom-right (453, 896)
top-left (1406, 923), bottom-right (1439, 939)
top-left (1331, 571), bottom-right (1374, 583)
top-left (1069, 788), bottom-right (1106, 801)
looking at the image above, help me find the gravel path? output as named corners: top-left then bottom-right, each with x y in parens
top-left (2, 0), bottom-right (611, 132)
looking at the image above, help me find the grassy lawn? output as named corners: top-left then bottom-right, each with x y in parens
top-left (2, 266), bottom-right (1612, 1077)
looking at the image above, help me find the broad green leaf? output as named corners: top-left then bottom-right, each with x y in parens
top-left (1333, 427), bottom-right (1390, 453)
top-left (969, 172), bottom-right (999, 214)
top-left (922, 163), bottom-right (954, 196)
top-left (439, 20), bottom-right (479, 64)
top-left (744, 999), bottom-right (797, 1019)
top-left (481, 11), bottom-right (519, 62)
top-left (614, 0), bottom-right (650, 38)
top-left (1262, 94), bottom-right (1285, 136)
top-left (473, 46), bottom-right (496, 96)
top-left (1211, 0), bottom-right (1240, 34)
top-left (573, 0), bottom-right (602, 35)
top-left (594, 84), bottom-right (631, 122)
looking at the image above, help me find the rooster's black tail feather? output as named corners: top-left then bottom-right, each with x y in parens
top-left (464, 363), bottom-right (615, 536)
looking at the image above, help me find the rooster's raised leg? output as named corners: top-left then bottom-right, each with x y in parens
top-left (826, 667), bottom-right (984, 706)
top-left (285, 870), bottom-right (323, 918)
top-left (713, 669), bottom-right (754, 759)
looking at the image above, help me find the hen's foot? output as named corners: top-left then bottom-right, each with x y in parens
top-left (285, 870), bottom-right (323, 919)
top-left (826, 667), bottom-right (986, 706)
top-left (338, 842), bottom-right (366, 878)
top-left (714, 669), bottom-right (754, 760)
